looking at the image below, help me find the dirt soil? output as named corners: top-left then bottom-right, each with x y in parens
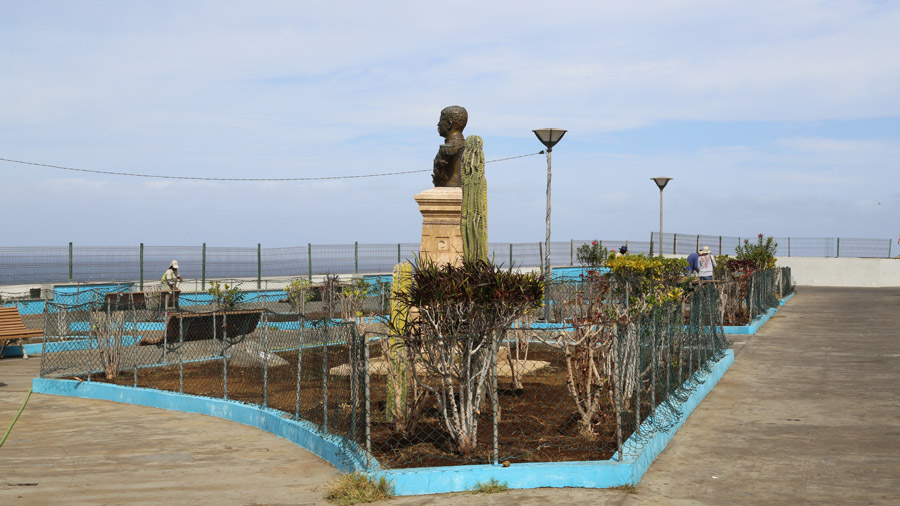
top-left (94, 343), bottom-right (634, 469)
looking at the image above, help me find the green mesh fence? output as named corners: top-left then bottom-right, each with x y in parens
top-left (35, 273), bottom-right (753, 471)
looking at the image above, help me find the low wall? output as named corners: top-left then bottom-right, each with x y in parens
top-left (775, 257), bottom-right (900, 287)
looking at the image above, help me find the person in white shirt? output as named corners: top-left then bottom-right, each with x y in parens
top-left (697, 246), bottom-right (716, 280)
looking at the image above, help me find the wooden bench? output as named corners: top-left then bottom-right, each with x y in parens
top-left (138, 309), bottom-right (262, 347)
top-left (0, 307), bottom-right (44, 359)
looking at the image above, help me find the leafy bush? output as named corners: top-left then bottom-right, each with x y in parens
top-left (605, 254), bottom-right (689, 307)
top-left (207, 281), bottom-right (245, 309)
top-left (284, 278), bottom-right (315, 312)
top-left (735, 234), bottom-right (777, 270)
top-left (576, 240), bottom-right (609, 267)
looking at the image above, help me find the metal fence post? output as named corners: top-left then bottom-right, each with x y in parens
top-left (68, 242), bottom-right (73, 282)
top-left (837, 237), bottom-right (840, 258)
top-left (673, 233), bottom-right (677, 255)
top-left (695, 234), bottom-right (699, 252)
top-left (509, 243), bottom-right (513, 267)
top-left (718, 236), bottom-right (722, 255)
top-left (257, 243), bottom-right (262, 289)
top-left (308, 243), bottom-right (313, 281)
top-left (889, 239), bottom-right (893, 259)
top-left (570, 239), bottom-right (574, 266)
top-left (650, 231), bottom-right (654, 256)
top-left (354, 241), bottom-right (359, 274)
top-left (491, 335), bottom-right (499, 465)
top-left (397, 243), bottom-right (401, 265)
top-left (788, 237), bottom-right (791, 257)
top-left (201, 243), bottom-right (207, 289)
top-left (139, 243), bottom-right (144, 291)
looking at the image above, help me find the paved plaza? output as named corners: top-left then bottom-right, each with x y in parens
top-left (1, 287), bottom-right (898, 505)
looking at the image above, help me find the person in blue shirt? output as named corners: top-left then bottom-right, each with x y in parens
top-left (687, 251), bottom-right (700, 275)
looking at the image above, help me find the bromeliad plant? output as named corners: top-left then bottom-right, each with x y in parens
top-left (387, 258), bottom-right (543, 457)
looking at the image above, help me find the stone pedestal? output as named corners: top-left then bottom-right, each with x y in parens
top-left (414, 187), bottom-right (463, 267)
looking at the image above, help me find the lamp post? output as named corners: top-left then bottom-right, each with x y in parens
top-left (651, 177), bottom-right (672, 256)
top-left (533, 128), bottom-right (567, 320)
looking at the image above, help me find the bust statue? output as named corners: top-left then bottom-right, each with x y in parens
top-left (432, 105), bottom-right (467, 187)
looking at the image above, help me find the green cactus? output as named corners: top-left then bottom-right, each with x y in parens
top-left (386, 261), bottom-right (412, 424)
top-left (461, 135), bottom-right (488, 263)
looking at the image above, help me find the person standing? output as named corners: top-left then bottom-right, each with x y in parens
top-left (687, 250), bottom-right (700, 276)
top-left (161, 260), bottom-right (183, 308)
top-left (697, 246), bottom-right (716, 281)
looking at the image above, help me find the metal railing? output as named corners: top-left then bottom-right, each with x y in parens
top-left (1, 235), bottom-right (893, 288)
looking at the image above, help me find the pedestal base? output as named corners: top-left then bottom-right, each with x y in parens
top-left (414, 187), bottom-right (463, 267)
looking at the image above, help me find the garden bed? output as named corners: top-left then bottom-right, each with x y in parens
top-left (92, 342), bottom-right (636, 469)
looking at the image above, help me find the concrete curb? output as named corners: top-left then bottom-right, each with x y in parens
top-left (30, 346), bottom-right (733, 496)
top-left (376, 349), bottom-right (734, 495)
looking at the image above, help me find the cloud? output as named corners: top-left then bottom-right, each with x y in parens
top-left (2, 1), bottom-right (899, 245)
top-left (776, 136), bottom-right (888, 152)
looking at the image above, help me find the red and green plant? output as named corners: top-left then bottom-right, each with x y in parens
top-left (386, 258), bottom-right (543, 457)
top-left (735, 234), bottom-right (778, 270)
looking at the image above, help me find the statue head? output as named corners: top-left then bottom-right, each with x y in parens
top-left (437, 106), bottom-right (468, 137)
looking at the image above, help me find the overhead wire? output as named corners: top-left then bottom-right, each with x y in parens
top-left (0, 150), bottom-right (545, 182)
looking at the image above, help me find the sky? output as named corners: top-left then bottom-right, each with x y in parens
top-left (2, 0), bottom-right (898, 247)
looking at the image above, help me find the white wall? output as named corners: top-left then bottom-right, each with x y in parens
top-left (776, 257), bottom-right (900, 287)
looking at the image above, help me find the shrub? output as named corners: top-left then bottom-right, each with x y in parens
top-left (605, 254), bottom-right (689, 307)
top-left (735, 234), bottom-right (777, 270)
top-left (207, 281), bottom-right (245, 309)
top-left (576, 240), bottom-right (609, 267)
top-left (284, 278), bottom-right (315, 313)
top-left (388, 258), bottom-right (543, 456)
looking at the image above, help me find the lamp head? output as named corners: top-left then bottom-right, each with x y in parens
top-left (651, 177), bottom-right (672, 190)
top-left (533, 128), bottom-right (567, 151)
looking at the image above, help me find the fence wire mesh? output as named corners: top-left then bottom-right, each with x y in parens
top-left (1, 235), bottom-right (893, 287)
top-left (38, 288), bottom-right (375, 470)
top-left (33, 267), bottom-right (788, 471)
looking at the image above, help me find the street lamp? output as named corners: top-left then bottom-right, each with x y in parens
top-left (651, 177), bottom-right (672, 256)
top-left (533, 128), bottom-right (567, 320)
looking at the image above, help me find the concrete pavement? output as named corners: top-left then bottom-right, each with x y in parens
top-left (2, 287), bottom-right (898, 505)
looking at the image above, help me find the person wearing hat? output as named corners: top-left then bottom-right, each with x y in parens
top-left (697, 246), bottom-right (716, 281)
top-left (615, 245), bottom-right (628, 258)
top-left (161, 260), bottom-right (183, 308)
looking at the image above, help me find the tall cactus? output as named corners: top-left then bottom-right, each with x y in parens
top-left (461, 134), bottom-right (488, 263)
top-left (386, 261), bottom-right (412, 426)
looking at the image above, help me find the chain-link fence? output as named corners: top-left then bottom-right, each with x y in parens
top-left (708, 267), bottom-right (787, 326)
top-left (37, 290), bottom-right (376, 470)
top-left (38, 272), bottom-right (732, 471)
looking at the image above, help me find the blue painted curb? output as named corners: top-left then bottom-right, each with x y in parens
top-left (374, 349), bottom-right (735, 495)
top-left (779, 292), bottom-right (795, 305)
top-left (31, 377), bottom-right (373, 473)
top-left (722, 306), bottom-right (778, 335)
top-left (30, 349), bottom-right (734, 495)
